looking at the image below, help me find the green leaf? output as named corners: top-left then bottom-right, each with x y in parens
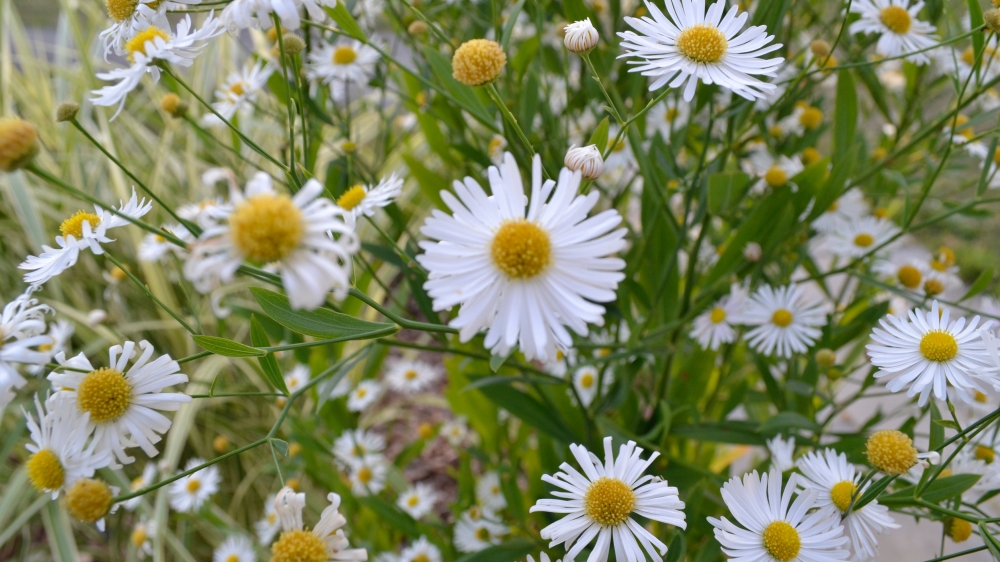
top-left (250, 315), bottom-right (288, 394)
top-left (476, 383), bottom-right (579, 443)
top-left (193, 335), bottom-right (265, 357)
top-left (930, 402), bottom-right (944, 451)
top-left (977, 137), bottom-right (999, 196)
top-left (707, 172), bottom-right (751, 215)
top-left (403, 154), bottom-right (447, 209)
top-left (704, 191), bottom-right (791, 287)
top-left (961, 267), bottom-right (993, 302)
top-left (933, 418), bottom-right (961, 430)
top-left (562, 0), bottom-right (590, 22)
top-left (759, 412), bottom-right (819, 435)
top-left (456, 539), bottom-right (535, 562)
top-left (270, 438), bottom-right (289, 457)
top-left (665, 533), bottom-right (686, 562)
top-left (500, 0), bottom-right (526, 50)
top-left (463, 374), bottom-right (563, 391)
top-left (250, 287), bottom-right (398, 340)
top-left (672, 421), bottom-right (766, 445)
top-left (834, 69), bottom-right (857, 163)
top-left (589, 116), bottom-right (610, 153)
top-left (489, 351), bottom-right (511, 372)
top-left (422, 47), bottom-right (495, 127)
top-left (852, 474), bottom-right (897, 510)
top-left (980, 522), bottom-right (1000, 559)
top-left (880, 474), bottom-right (982, 506)
top-left (326, 3), bottom-right (366, 41)
top-left (969, 0), bottom-right (985, 64)
top-left (359, 496), bottom-right (420, 537)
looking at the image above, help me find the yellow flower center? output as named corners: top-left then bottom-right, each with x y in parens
top-left (268, 512), bottom-right (277, 524)
top-left (920, 330), bottom-right (958, 362)
top-left (880, 5), bottom-right (912, 34)
top-left (924, 278), bottom-right (945, 296)
top-left (65, 478), bottom-right (113, 523)
top-left (186, 478), bottom-right (201, 493)
top-left (580, 372), bottom-right (595, 389)
top-left (490, 219), bottom-right (552, 279)
top-left (337, 185), bottom-right (367, 211)
top-left (77, 367), bottom-right (132, 422)
top-left (799, 107), bottom-right (823, 130)
top-left (131, 476), bottom-right (145, 491)
top-left (583, 476), bottom-right (635, 526)
top-left (710, 307), bottom-right (727, 323)
top-left (945, 517), bottom-right (973, 543)
top-left (225, 555), bottom-right (239, 562)
top-left (356, 388), bottom-right (368, 398)
top-left (105, 0), bottom-right (138, 22)
top-left (404, 370), bottom-right (418, 380)
top-left (930, 259), bottom-right (947, 272)
top-left (676, 24), bottom-right (728, 63)
top-left (357, 466), bottom-right (373, 484)
top-left (38, 342), bottom-right (54, 352)
top-left (131, 526), bottom-right (148, 547)
top-left (975, 444), bottom-right (995, 464)
top-left (962, 46), bottom-right (976, 67)
top-left (229, 193), bottom-right (304, 264)
top-left (865, 429), bottom-right (917, 475)
top-left (802, 147), bottom-right (821, 165)
top-left (125, 27), bottom-right (170, 61)
top-left (228, 81), bottom-right (247, 97)
top-left (772, 309), bottom-right (793, 327)
top-left (27, 449), bottom-right (65, 491)
top-left (993, 147), bottom-right (1000, 166)
top-left (897, 265), bottom-right (922, 289)
top-left (475, 527), bottom-right (491, 541)
top-left (413, 555), bottom-right (430, 562)
top-left (60, 210), bottom-right (101, 240)
top-left (271, 529), bottom-right (329, 562)
top-left (665, 108), bottom-right (679, 122)
top-left (976, 390), bottom-right (989, 403)
top-left (333, 45), bottom-right (358, 65)
top-left (764, 166), bottom-right (788, 187)
top-left (769, 124), bottom-right (784, 137)
top-left (451, 39), bottom-right (507, 87)
top-left (830, 480), bottom-right (857, 512)
top-left (853, 233), bottom-right (875, 248)
top-left (939, 468), bottom-right (953, 478)
top-left (0, 118), bottom-right (40, 172)
top-left (762, 521), bottom-right (801, 562)
top-left (407, 495), bottom-right (420, 507)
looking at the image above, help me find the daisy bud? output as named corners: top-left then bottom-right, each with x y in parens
top-left (986, 9), bottom-right (1000, 34)
top-left (281, 34), bottom-right (305, 54)
top-left (408, 20), bottom-right (428, 35)
top-left (0, 117), bottom-right (39, 172)
top-left (65, 478), bottom-right (113, 524)
top-left (451, 39), bottom-right (506, 87)
top-left (213, 435), bottom-right (229, 453)
top-left (563, 144), bottom-right (604, 180)
top-left (865, 429), bottom-right (917, 475)
top-left (160, 93), bottom-right (188, 118)
top-left (814, 348), bottom-right (836, 368)
top-left (55, 101), bottom-right (80, 123)
top-left (944, 517), bottom-right (972, 543)
top-left (743, 242), bottom-right (762, 262)
top-left (563, 18), bottom-right (599, 54)
top-left (809, 40), bottom-right (831, 59)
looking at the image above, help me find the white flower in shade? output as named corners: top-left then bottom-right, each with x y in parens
top-left (563, 145), bottom-right (604, 180)
top-left (572, 364), bottom-right (612, 407)
top-left (797, 449), bottom-right (899, 559)
top-left (220, 0), bottom-right (333, 31)
top-left (812, 189), bottom-right (871, 234)
top-left (349, 455), bottom-right (388, 496)
top-left (743, 242), bottom-right (763, 262)
top-left (347, 379), bottom-right (383, 412)
top-left (20, 189), bottom-right (153, 285)
top-left (204, 60), bottom-right (274, 126)
top-left (417, 153), bottom-right (627, 362)
top-left (948, 448), bottom-right (1000, 501)
top-left (744, 149), bottom-right (804, 194)
top-left (385, 358), bottom-right (441, 394)
top-left (48, 340), bottom-right (191, 466)
top-left (130, 516), bottom-right (155, 558)
top-left (690, 284), bottom-right (747, 350)
top-left (440, 416), bottom-right (472, 446)
top-left (453, 507), bottom-right (508, 553)
top-left (943, 115), bottom-right (989, 159)
top-left (742, 284), bottom-right (828, 358)
top-left (124, 462), bottom-right (158, 511)
top-left (91, 16), bottom-right (224, 119)
top-left (826, 216), bottom-right (900, 259)
top-left (849, 0), bottom-right (937, 64)
top-left (766, 435), bottom-right (796, 472)
top-left (307, 40), bottom-right (380, 91)
top-left (139, 226), bottom-right (193, 264)
top-left (487, 135), bottom-right (509, 167)
top-left (543, 348), bottom-right (577, 378)
top-left (214, 535), bottom-right (257, 562)
top-left (98, 0), bottom-right (170, 58)
top-left (400, 536), bottom-right (442, 562)
top-left (334, 174), bottom-right (404, 227)
top-left (168, 458), bottom-right (221, 513)
top-left (529, 437), bottom-right (687, 562)
top-left (708, 470), bottom-right (850, 561)
top-left (0, 289), bottom-right (51, 405)
top-left (255, 494), bottom-right (280, 546)
top-left (27, 319), bottom-right (73, 375)
top-left (183, 172), bottom-right (359, 310)
top-left (867, 301), bottom-right (994, 406)
top-left (270, 486), bottom-right (368, 562)
top-left (333, 429), bottom-right (386, 467)
top-left (397, 483), bottom-right (439, 519)
top-left (476, 472), bottom-right (507, 511)
top-left (283, 364), bottom-right (311, 394)
top-left (23, 395), bottom-right (112, 497)
top-left (564, 18), bottom-right (599, 53)
top-left (647, 97), bottom-right (689, 141)
top-left (873, 247), bottom-right (936, 295)
top-left (618, 0), bottom-right (784, 101)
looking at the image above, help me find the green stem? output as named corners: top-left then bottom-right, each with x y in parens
top-left (348, 288), bottom-right (456, 333)
top-left (581, 53), bottom-right (624, 125)
top-left (485, 83), bottom-right (544, 172)
top-left (105, 253), bottom-right (197, 335)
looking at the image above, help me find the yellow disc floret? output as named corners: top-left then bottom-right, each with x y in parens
top-left (451, 39), bottom-right (507, 86)
top-left (764, 166), bottom-right (788, 187)
top-left (799, 106), bottom-right (823, 130)
top-left (65, 478), bottom-right (113, 524)
top-left (0, 117), bottom-right (40, 173)
top-left (583, 476), bottom-right (636, 526)
top-left (865, 429), bottom-right (917, 475)
top-left (333, 45), bottom-right (358, 65)
top-left (897, 265), bottom-right (922, 289)
top-left (924, 278), bottom-right (945, 296)
top-left (60, 210), bottom-right (102, 240)
top-left (944, 517), bottom-right (972, 543)
top-left (131, 526), bottom-right (148, 547)
top-left (830, 480), bottom-right (857, 512)
top-left (772, 309), bottom-right (793, 327)
top-left (710, 307), bottom-right (727, 323)
top-left (880, 5), bottom-right (912, 34)
top-left (77, 367), bottom-right (132, 422)
top-left (186, 478), bottom-right (201, 493)
top-left (853, 233), bottom-right (875, 248)
top-left (105, 0), bottom-right (138, 22)
top-left (229, 193), bottom-right (304, 264)
top-left (337, 185), bottom-right (368, 211)
top-left (271, 529), bottom-right (329, 562)
top-left (490, 219), bottom-right (552, 279)
top-left (27, 449), bottom-right (65, 491)
top-left (579, 372), bottom-right (595, 389)
top-left (762, 520), bottom-right (801, 562)
top-left (975, 444), bottom-right (995, 464)
top-left (125, 27), bottom-right (170, 61)
top-left (676, 24), bottom-right (728, 63)
top-left (920, 330), bottom-right (958, 362)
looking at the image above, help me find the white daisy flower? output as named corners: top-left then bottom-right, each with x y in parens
top-left (23, 394), bottom-right (112, 497)
top-left (98, 0), bottom-right (171, 59)
top-left (868, 301), bottom-right (994, 406)
top-left (334, 174), bottom-right (404, 228)
top-left (543, 348), bottom-right (577, 378)
top-left (221, 0), bottom-right (335, 32)
top-left (255, 493), bottom-right (280, 546)
top-left (690, 284), bottom-right (747, 350)
top-left (797, 449), bottom-right (900, 559)
top-left (849, 0), bottom-right (937, 65)
top-left (204, 60), bottom-right (274, 126)
top-left (130, 516), bottom-right (155, 558)
top-left (349, 455), bottom-right (388, 496)
top-left (139, 224), bottom-right (193, 263)
top-left (708, 470), bottom-right (850, 561)
top-left (307, 39), bottom-right (380, 98)
top-left (526, 554), bottom-right (560, 562)
top-left (618, 0), bottom-right (784, 101)
top-left (529, 437), bottom-right (687, 562)
top-left (417, 153), bottom-right (627, 361)
top-left (20, 189), bottom-right (153, 285)
top-left (943, 114), bottom-right (989, 159)
top-left (397, 483), bottom-right (439, 519)
top-left (91, 16), bottom-right (224, 119)
top-left (346, 380), bottom-right (383, 412)
top-left (742, 284), bottom-right (828, 358)
top-left (333, 428), bottom-right (387, 467)
top-left (453, 507), bottom-right (508, 553)
top-left (744, 149), bottom-right (804, 194)
top-left (270, 486), bottom-right (368, 562)
top-left (124, 462), bottom-right (158, 511)
top-left (400, 536), bottom-right (441, 562)
top-left (168, 457), bottom-right (221, 513)
top-left (329, 376), bottom-right (353, 400)
top-left (646, 96), bottom-right (689, 141)
top-left (874, 249), bottom-right (932, 294)
top-left (766, 435), bottom-right (796, 472)
top-left (571, 364), bottom-right (613, 407)
top-left (213, 534), bottom-right (257, 562)
top-left (440, 416), bottom-right (472, 447)
top-left (476, 471), bottom-right (507, 511)
top-left (48, 340), bottom-right (191, 466)
top-left (384, 357), bottom-right (441, 394)
top-left (0, 288), bottom-right (51, 405)
top-left (183, 172), bottom-right (359, 310)
top-left (776, 103), bottom-right (824, 138)
top-left (26, 319), bottom-right (73, 375)
top-left (488, 135), bottom-right (508, 166)
top-left (826, 216), bottom-right (900, 259)
top-left (949, 448), bottom-right (1000, 501)
top-left (812, 188), bottom-right (871, 234)
top-left (283, 364), bottom-right (311, 394)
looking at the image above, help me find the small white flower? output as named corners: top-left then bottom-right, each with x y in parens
top-left (333, 428), bottom-right (387, 466)
top-left (347, 380), bottom-right (384, 412)
top-left (254, 494), bottom-right (280, 546)
top-left (348, 455), bottom-right (387, 495)
top-left (98, 0), bottom-right (170, 58)
top-left (647, 97), bottom-right (689, 141)
top-left (385, 358), bottom-right (441, 394)
top-left (221, 0), bottom-right (335, 32)
top-left (826, 216), bottom-right (900, 259)
top-left (130, 516), bottom-right (155, 558)
top-left (283, 364), bottom-right (311, 394)
top-left (213, 534), bottom-right (257, 562)
top-left (306, 39), bottom-right (380, 97)
top-left (849, 0), bottom-right (937, 64)
top-left (743, 242), bottom-right (762, 262)
top-left (271, 486), bottom-right (367, 561)
top-left (571, 364), bottom-right (612, 406)
top-left (440, 416), bottom-right (472, 446)
top-left (453, 507), bottom-right (508, 553)
top-left (124, 462), bottom-right (158, 511)
top-left (476, 471), bottom-right (507, 511)
top-left (397, 483), bottom-right (439, 519)
top-left (138, 225), bottom-right (193, 263)
top-left (400, 536), bottom-right (441, 562)
top-left (563, 145), bottom-right (604, 180)
top-left (744, 149), bottom-right (804, 194)
top-left (812, 189), bottom-right (871, 233)
top-left (23, 394), bottom-right (112, 497)
top-left (204, 60), bottom-right (274, 126)
top-left (563, 18), bottom-right (599, 53)
top-left (334, 174), bottom-right (404, 228)
top-left (488, 135), bottom-right (508, 166)
top-left (742, 284), bottom-right (828, 358)
top-left (0, 288), bottom-right (51, 405)
top-left (168, 457), bottom-right (221, 513)
top-left (690, 283), bottom-right (747, 350)
top-left (766, 434), bottom-right (796, 472)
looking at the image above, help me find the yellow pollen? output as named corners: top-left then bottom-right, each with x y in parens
top-left (924, 278), bottom-right (945, 296)
top-left (802, 147), bottom-right (821, 165)
top-left (413, 555), bottom-right (430, 562)
top-left (939, 247), bottom-right (956, 266)
top-left (418, 423), bottom-right (434, 439)
top-left (710, 307), bottom-right (727, 323)
top-left (930, 259), bottom-right (946, 272)
top-left (976, 390), bottom-right (989, 403)
top-left (975, 445), bottom-right (995, 464)
top-left (865, 429), bottom-right (918, 475)
top-left (228, 81), bottom-right (247, 96)
top-left (110, 266), bottom-right (127, 282)
top-left (27, 449), bottom-right (65, 491)
top-left (830, 480), bottom-right (857, 512)
top-left (764, 166), bottom-right (788, 187)
top-left (407, 495), bottom-right (420, 507)
top-left (675, 24), bottom-right (728, 63)
top-left (772, 309), bottom-right (793, 327)
top-left (186, 478), bottom-right (201, 493)
top-left (333, 45), bottom-right (358, 65)
top-left (77, 367), bottom-right (132, 422)
top-left (357, 466), bottom-right (373, 484)
top-left (939, 468), bottom-right (953, 478)
top-left (962, 46), bottom-right (976, 67)
top-left (125, 27), bottom-right (170, 60)
top-left (38, 343), bottom-right (53, 352)
top-left (769, 124), bottom-right (784, 137)
top-left (451, 39), bottom-right (507, 87)
top-left (828, 200), bottom-right (840, 212)
top-left (920, 331), bottom-right (958, 362)
top-left (799, 107), bottom-right (823, 130)
top-left (945, 517), bottom-right (973, 543)
top-left (584, 477), bottom-right (635, 526)
top-left (0, 118), bottom-right (40, 172)
top-left (665, 108), bottom-right (679, 122)
top-left (853, 233), bottom-right (875, 247)
top-left (607, 138), bottom-right (626, 152)
top-left (490, 219), bottom-right (552, 279)
top-left (580, 373), bottom-right (595, 389)
top-left (65, 478), bottom-right (113, 524)
top-left (287, 477), bottom-right (300, 491)
top-left (105, 0), bottom-right (138, 22)
top-left (271, 529), bottom-right (329, 562)
top-left (475, 527), bottom-right (491, 541)
top-left (897, 265), bottom-right (922, 289)
top-left (489, 137), bottom-right (504, 154)
top-left (337, 185), bottom-right (367, 211)
top-left (356, 388), bottom-right (368, 398)
top-left (993, 147), bottom-right (1000, 166)
top-left (60, 210), bottom-right (101, 240)
top-left (225, 555), bottom-right (239, 562)
top-left (762, 521), bottom-right (801, 562)
top-left (880, 5), bottom-right (912, 34)
top-left (404, 370), bottom-right (418, 380)
top-left (229, 193), bottom-right (304, 264)
top-left (268, 513), bottom-right (277, 524)
top-left (131, 477), bottom-right (144, 491)
top-left (131, 526), bottom-right (148, 547)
